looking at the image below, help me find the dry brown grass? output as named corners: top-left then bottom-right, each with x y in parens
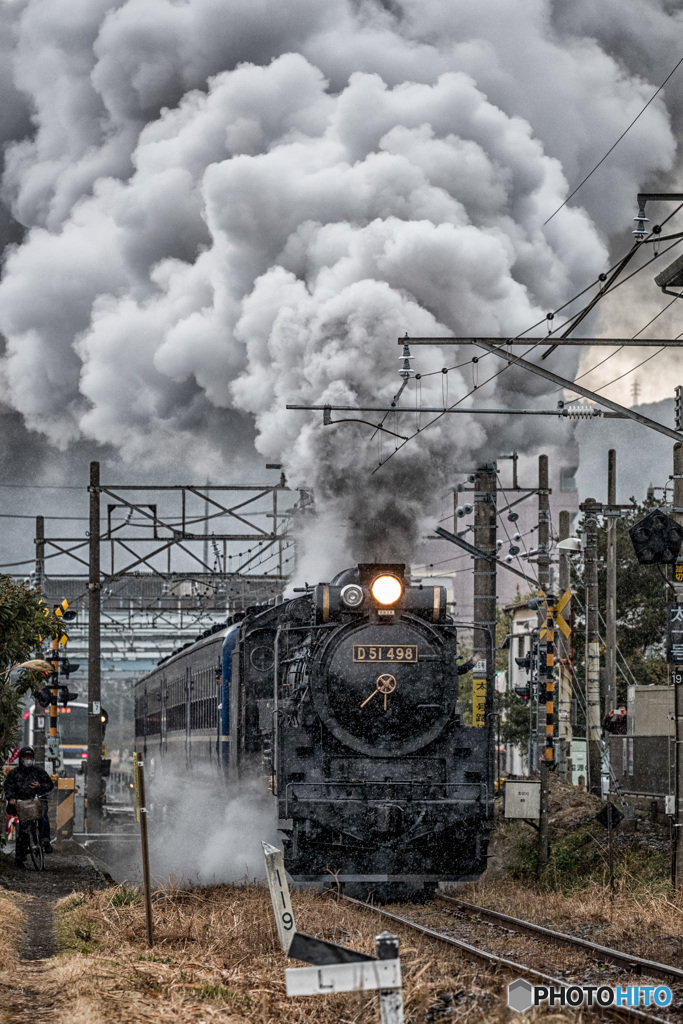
top-left (456, 877), bottom-right (683, 966)
top-left (0, 888), bottom-right (26, 979)
top-left (42, 882), bottom-right (520, 1024)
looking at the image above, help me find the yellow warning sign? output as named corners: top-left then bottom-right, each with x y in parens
top-left (472, 678), bottom-right (487, 728)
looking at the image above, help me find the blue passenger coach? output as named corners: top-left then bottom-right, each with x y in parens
top-left (134, 621), bottom-right (241, 771)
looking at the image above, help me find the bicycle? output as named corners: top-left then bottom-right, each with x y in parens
top-left (15, 798), bottom-right (45, 871)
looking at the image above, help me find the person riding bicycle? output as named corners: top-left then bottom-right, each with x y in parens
top-left (5, 747), bottom-right (54, 868)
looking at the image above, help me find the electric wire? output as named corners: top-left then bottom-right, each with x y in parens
top-left (544, 55), bottom-right (683, 226)
top-left (371, 229), bottom-right (683, 468)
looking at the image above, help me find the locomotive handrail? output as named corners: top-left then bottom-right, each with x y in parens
top-left (284, 781), bottom-right (489, 818)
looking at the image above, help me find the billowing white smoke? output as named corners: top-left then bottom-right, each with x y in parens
top-left (142, 768), bottom-right (277, 886)
top-left (0, 0), bottom-right (680, 556)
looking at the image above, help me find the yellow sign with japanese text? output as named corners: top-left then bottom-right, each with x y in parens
top-left (472, 678), bottom-right (487, 728)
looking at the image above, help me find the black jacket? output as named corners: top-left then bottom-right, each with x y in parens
top-left (5, 763), bottom-right (54, 801)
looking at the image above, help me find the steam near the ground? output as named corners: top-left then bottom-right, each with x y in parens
top-left (142, 767), bottom-right (277, 885)
top-left (0, 0), bottom-right (681, 558)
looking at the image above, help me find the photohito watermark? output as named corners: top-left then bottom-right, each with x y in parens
top-left (507, 978), bottom-right (673, 1013)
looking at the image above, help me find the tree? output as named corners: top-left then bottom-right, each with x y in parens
top-left (0, 575), bottom-right (62, 765)
top-left (494, 688), bottom-right (531, 747)
top-left (571, 494), bottom-right (669, 709)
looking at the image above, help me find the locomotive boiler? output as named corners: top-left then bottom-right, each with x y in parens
top-left (135, 562), bottom-right (494, 897)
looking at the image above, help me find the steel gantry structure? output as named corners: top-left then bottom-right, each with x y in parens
top-left (32, 463), bottom-right (296, 831)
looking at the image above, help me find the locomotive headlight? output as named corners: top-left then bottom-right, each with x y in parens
top-left (341, 583), bottom-right (364, 608)
top-left (370, 574), bottom-right (403, 606)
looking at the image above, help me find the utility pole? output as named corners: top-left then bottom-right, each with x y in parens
top-left (605, 450), bottom-right (618, 716)
top-left (536, 456), bottom-right (551, 767)
top-left (86, 460), bottom-right (103, 832)
top-left (672, 442), bottom-right (683, 888)
top-left (473, 464), bottom-right (497, 781)
top-left (537, 455), bottom-right (551, 593)
top-left (583, 498), bottom-right (602, 795)
top-left (34, 515), bottom-right (46, 768)
top-left (557, 510), bottom-right (573, 781)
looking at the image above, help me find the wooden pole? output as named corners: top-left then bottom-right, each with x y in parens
top-left (134, 752), bottom-right (154, 947)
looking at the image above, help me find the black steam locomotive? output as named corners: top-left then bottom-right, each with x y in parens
top-left (134, 563), bottom-right (494, 896)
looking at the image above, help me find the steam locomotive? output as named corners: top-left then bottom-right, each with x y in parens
top-left (134, 563), bottom-right (494, 896)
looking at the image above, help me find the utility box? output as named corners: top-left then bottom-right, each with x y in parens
top-left (504, 780), bottom-right (541, 819)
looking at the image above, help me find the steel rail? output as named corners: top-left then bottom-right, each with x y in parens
top-left (334, 894), bottom-right (674, 1024)
top-left (436, 894), bottom-right (683, 984)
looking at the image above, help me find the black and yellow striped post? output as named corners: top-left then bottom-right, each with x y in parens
top-left (544, 605), bottom-right (555, 765)
top-left (537, 599), bottom-right (556, 876)
top-left (48, 778), bottom-right (75, 841)
top-left (49, 636), bottom-right (59, 774)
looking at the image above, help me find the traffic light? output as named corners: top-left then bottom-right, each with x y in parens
top-left (629, 508), bottom-right (683, 565)
top-left (514, 652), bottom-right (532, 674)
top-left (60, 659), bottom-right (80, 679)
top-left (58, 686), bottom-right (79, 706)
top-left (100, 708), bottom-right (109, 739)
top-left (514, 684), bottom-right (531, 701)
top-left (36, 686), bottom-right (53, 708)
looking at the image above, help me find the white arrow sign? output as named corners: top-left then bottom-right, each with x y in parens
top-left (286, 958), bottom-right (402, 997)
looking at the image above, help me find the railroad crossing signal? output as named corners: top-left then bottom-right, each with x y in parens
top-left (555, 589), bottom-right (571, 639)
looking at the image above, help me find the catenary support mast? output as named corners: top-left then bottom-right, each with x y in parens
top-left (86, 460), bottom-right (103, 832)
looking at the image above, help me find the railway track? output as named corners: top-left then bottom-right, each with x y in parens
top-left (435, 894), bottom-right (683, 986)
top-left (333, 893), bottom-right (679, 1024)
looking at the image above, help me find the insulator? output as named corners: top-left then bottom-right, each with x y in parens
top-left (496, 539), bottom-right (504, 549)
top-left (509, 545), bottom-right (520, 556)
top-left (562, 405), bottom-right (600, 419)
top-left (633, 214), bottom-right (649, 238)
top-left (513, 532), bottom-right (522, 541)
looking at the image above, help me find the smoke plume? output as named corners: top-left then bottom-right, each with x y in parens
top-left (117, 767), bottom-right (277, 886)
top-left (0, 0), bottom-right (680, 560)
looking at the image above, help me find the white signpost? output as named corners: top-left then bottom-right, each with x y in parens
top-left (262, 842), bottom-right (297, 952)
top-left (262, 842), bottom-right (405, 1023)
top-left (286, 958), bottom-right (402, 997)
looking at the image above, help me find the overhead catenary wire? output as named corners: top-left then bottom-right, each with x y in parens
top-left (370, 226), bottom-right (683, 469)
top-left (543, 54), bottom-right (683, 226)
top-left (553, 289), bottom-right (682, 397)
